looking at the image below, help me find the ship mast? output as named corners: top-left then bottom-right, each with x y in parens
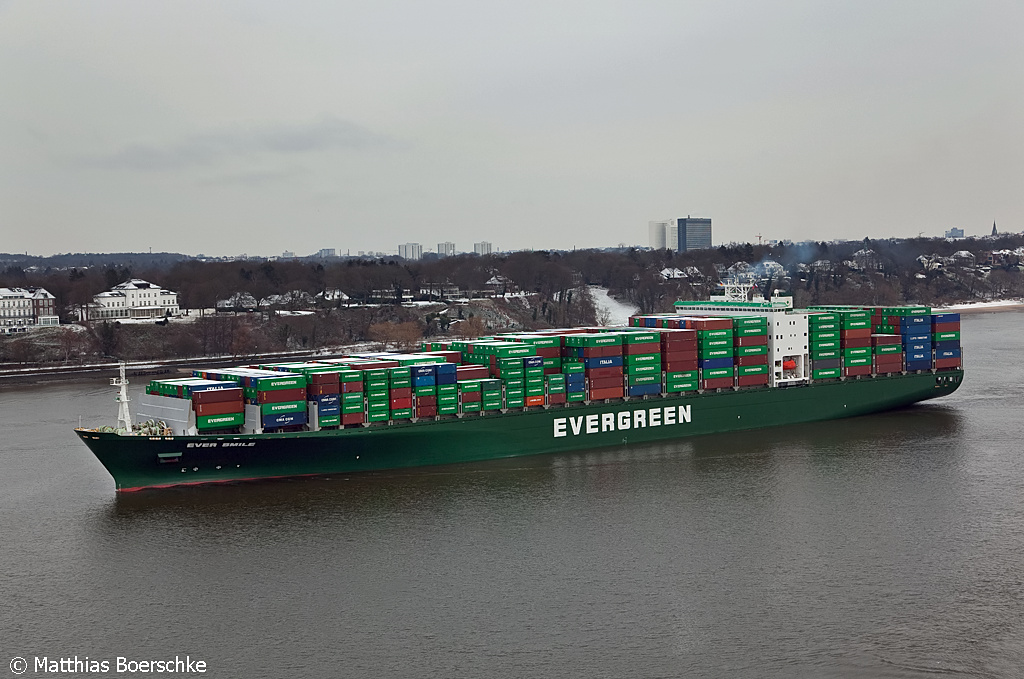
top-left (112, 362), bottom-right (133, 431)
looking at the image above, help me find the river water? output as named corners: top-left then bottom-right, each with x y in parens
top-left (2, 311), bottom-right (1022, 678)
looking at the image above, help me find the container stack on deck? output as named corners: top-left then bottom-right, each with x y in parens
top-left (622, 331), bottom-right (662, 397)
top-left (838, 310), bottom-right (873, 377)
top-left (661, 328), bottom-right (699, 393)
top-left (565, 332), bottom-right (625, 401)
top-left (808, 312), bottom-right (841, 380)
top-left (198, 368), bottom-right (308, 431)
top-left (892, 307), bottom-right (933, 372)
top-left (689, 317), bottom-right (734, 390)
top-left (932, 312), bottom-right (962, 370)
top-left (146, 378), bottom-right (246, 431)
top-left (733, 316), bottom-right (770, 387)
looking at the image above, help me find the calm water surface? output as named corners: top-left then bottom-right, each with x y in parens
top-left (2, 311), bottom-right (1023, 678)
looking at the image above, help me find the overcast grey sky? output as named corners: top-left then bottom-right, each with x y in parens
top-left (1, 0), bottom-right (1021, 257)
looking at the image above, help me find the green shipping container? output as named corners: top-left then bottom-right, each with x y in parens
top-left (625, 353), bottom-right (661, 366)
top-left (737, 364), bottom-right (768, 376)
top-left (437, 384), bottom-right (457, 395)
top-left (812, 368), bottom-right (842, 379)
top-left (366, 411), bottom-right (389, 422)
top-left (665, 381), bottom-right (698, 393)
top-left (415, 386), bottom-right (437, 397)
top-left (390, 408), bottom-right (413, 419)
top-left (461, 402), bottom-right (482, 412)
top-left (666, 370), bottom-right (698, 381)
top-left (875, 344), bottom-right (902, 355)
top-left (260, 400), bottom-right (306, 416)
top-left (628, 374), bottom-right (660, 386)
top-left (736, 345), bottom-right (768, 357)
top-left (196, 412), bottom-right (245, 430)
top-left (844, 356), bottom-right (871, 367)
top-left (934, 331), bottom-right (960, 342)
top-left (843, 346), bottom-right (872, 358)
top-left (811, 349), bottom-right (841, 360)
top-left (702, 367), bottom-right (734, 379)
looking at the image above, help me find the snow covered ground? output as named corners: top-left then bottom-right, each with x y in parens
top-left (589, 286), bottom-right (638, 326)
top-left (935, 299), bottom-right (1024, 312)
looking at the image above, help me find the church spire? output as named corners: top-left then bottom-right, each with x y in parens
top-left (992, 221), bottom-right (997, 236)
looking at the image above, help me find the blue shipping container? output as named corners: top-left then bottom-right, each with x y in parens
top-left (699, 357), bottom-right (735, 370)
top-left (584, 356), bottom-right (624, 369)
top-left (931, 312), bottom-right (960, 324)
top-left (935, 348), bottom-right (961, 359)
top-left (523, 356), bottom-right (544, 368)
top-left (413, 375), bottom-right (437, 387)
top-left (627, 384), bottom-right (661, 396)
top-left (262, 411), bottom-right (308, 428)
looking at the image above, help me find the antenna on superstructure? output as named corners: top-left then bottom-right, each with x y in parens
top-left (112, 362), bottom-right (133, 431)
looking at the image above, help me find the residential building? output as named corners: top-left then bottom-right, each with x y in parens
top-left (945, 227), bottom-right (965, 239)
top-left (317, 248), bottom-right (336, 258)
top-left (437, 242), bottom-right (456, 257)
top-left (88, 279), bottom-right (179, 320)
top-left (0, 287), bottom-right (59, 332)
top-left (398, 243), bottom-right (423, 260)
top-left (473, 241), bottom-right (493, 256)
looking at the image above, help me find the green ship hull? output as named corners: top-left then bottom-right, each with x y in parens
top-left (76, 370), bottom-right (963, 491)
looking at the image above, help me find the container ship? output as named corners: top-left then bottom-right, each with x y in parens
top-left (75, 288), bottom-right (964, 491)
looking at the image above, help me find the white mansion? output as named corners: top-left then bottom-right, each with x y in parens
top-left (88, 279), bottom-right (179, 320)
top-left (0, 286), bottom-right (59, 333)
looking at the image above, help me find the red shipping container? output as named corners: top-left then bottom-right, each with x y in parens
top-left (932, 321), bottom-right (960, 333)
top-left (662, 348), bottom-right (698, 359)
top-left (736, 374), bottom-right (769, 387)
top-left (874, 356), bottom-right (903, 368)
top-left (390, 387), bottom-right (413, 399)
top-left (840, 328), bottom-right (872, 340)
top-left (421, 350), bottom-right (461, 363)
top-left (258, 387), bottom-right (308, 404)
top-left (734, 334), bottom-right (768, 347)
top-left (341, 381), bottom-right (364, 393)
top-left (661, 339), bottom-right (699, 352)
top-left (460, 391), bottom-right (481, 403)
top-left (416, 395), bottom-right (437, 407)
top-left (625, 342), bottom-right (660, 355)
top-left (548, 393), bottom-right (566, 405)
top-left (534, 347), bottom-right (562, 358)
top-left (588, 386), bottom-right (624, 400)
top-left (390, 396), bottom-right (413, 409)
top-left (660, 328), bottom-right (698, 340)
top-left (358, 360), bottom-right (401, 369)
top-left (687, 318), bottom-right (732, 331)
top-left (582, 346), bottom-right (622, 358)
top-left (871, 334), bottom-right (902, 345)
top-left (525, 395), bottom-right (545, 407)
top-left (586, 366), bottom-right (624, 379)
top-left (700, 376), bottom-right (734, 389)
top-left (843, 365), bottom-right (872, 376)
top-left (193, 400), bottom-right (244, 416)
top-left (309, 373), bottom-right (339, 386)
top-left (543, 367), bottom-right (562, 375)
top-left (935, 357), bottom-right (962, 369)
top-left (588, 376), bottom-right (624, 390)
top-left (191, 387), bottom-right (244, 404)
top-left (663, 359), bottom-right (699, 372)
top-left (842, 336), bottom-right (872, 348)
top-left (456, 366), bottom-right (490, 380)
top-left (307, 383), bottom-right (340, 396)
top-left (341, 412), bottom-right (364, 425)
top-left (416, 405), bottom-right (437, 417)
top-left (736, 354), bottom-right (768, 366)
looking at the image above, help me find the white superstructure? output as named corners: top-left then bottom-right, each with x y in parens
top-left (674, 285), bottom-right (809, 387)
